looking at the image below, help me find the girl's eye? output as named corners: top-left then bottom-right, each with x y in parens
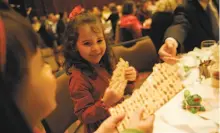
top-left (97, 39), bottom-right (103, 44)
top-left (84, 42), bottom-right (91, 46)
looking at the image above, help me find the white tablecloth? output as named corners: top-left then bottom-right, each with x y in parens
top-left (153, 47), bottom-right (219, 133)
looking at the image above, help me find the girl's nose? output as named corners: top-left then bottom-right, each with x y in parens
top-left (91, 44), bottom-right (100, 51)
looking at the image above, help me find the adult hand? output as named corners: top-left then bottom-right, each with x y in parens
top-left (95, 113), bottom-right (125, 133)
top-left (127, 108), bottom-right (155, 133)
top-left (158, 38), bottom-right (178, 64)
top-left (102, 81), bottom-right (124, 107)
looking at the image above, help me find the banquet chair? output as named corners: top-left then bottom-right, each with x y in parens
top-left (40, 48), bottom-right (59, 72)
top-left (43, 72), bottom-right (80, 133)
top-left (119, 28), bottom-right (134, 44)
top-left (115, 22), bottom-right (134, 46)
top-left (111, 36), bottom-right (158, 88)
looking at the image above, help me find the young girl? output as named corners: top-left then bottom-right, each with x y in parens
top-left (0, 2), bottom-right (56, 133)
top-left (63, 7), bottom-right (137, 133)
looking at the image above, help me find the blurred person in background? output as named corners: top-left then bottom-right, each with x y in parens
top-left (106, 3), bottom-right (120, 40)
top-left (101, 5), bottom-right (112, 36)
top-left (92, 6), bottom-right (102, 18)
top-left (136, 1), bottom-right (152, 24)
top-left (63, 11), bottom-right (69, 24)
top-left (40, 16), bottom-right (47, 25)
top-left (118, 0), bottom-right (143, 42)
top-left (102, 5), bottom-right (111, 21)
top-left (56, 12), bottom-right (66, 46)
top-left (116, 5), bottom-right (122, 17)
top-left (149, 0), bottom-right (183, 51)
top-left (145, 0), bottom-right (156, 13)
top-left (32, 16), bottom-right (41, 32)
top-left (159, 0), bottom-right (219, 64)
top-left (38, 14), bottom-right (56, 48)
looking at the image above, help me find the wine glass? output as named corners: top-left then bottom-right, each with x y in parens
top-left (201, 40), bottom-right (216, 49)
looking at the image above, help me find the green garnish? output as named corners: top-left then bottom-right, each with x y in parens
top-left (199, 106), bottom-right (205, 111)
top-left (182, 90), bottom-right (205, 114)
top-left (184, 90), bottom-right (191, 98)
top-left (190, 108), bottom-right (197, 114)
top-left (184, 66), bottom-right (190, 72)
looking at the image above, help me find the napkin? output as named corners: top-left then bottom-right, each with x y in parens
top-left (153, 116), bottom-right (188, 133)
top-left (189, 120), bottom-right (218, 133)
top-left (160, 109), bottom-right (217, 133)
top-left (189, 84), bottom-right (216, 99)
top-left (182, 69), bottom-right (200, 87)
top-left (198, 108), bottom-right (220, 125)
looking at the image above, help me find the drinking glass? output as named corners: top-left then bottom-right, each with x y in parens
top-left (201, 40), bottom-right (216, 49)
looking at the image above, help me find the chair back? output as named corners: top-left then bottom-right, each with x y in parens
top-left (112, 36), bottom-right (158, 72)
top-left (115, 22), bottom-right (134, 45)
top-left (120, 28), bottom-right (134, 43)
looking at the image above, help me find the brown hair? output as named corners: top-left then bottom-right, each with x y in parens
top-left (63, 12), bottom-right (115, 77)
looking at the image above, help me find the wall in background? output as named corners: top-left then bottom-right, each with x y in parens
top-left (9, 0), bottom-right (143, 17)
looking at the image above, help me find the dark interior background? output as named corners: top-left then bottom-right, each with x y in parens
top-left (9, 0), bottom-right (143, 16)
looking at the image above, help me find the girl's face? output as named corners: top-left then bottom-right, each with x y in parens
top-left (26, 49), bottom-right (57, 120)
top-left (76, 23), bottom-right (106, 64)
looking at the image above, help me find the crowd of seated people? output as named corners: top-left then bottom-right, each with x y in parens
top-left (24, 0), bottom-right (180, 72)
top-left (31, 12), bottom-right (69, 48)
top-left (23, 0), bottom-right (187, 73)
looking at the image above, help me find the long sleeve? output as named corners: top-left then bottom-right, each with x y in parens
top-left (131, 18), bottom-right (143, 38)
top-left (69, 74), bottom-right (110, 124)
top-left (124, 69), bottom-right (139, 95)
top-left (164, 5), bottom-right (191, 50)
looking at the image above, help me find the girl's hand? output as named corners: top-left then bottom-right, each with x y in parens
top-left (125, 67), bottom-right (137, 82)
top-left (102, 81), bottom-right (125, 107)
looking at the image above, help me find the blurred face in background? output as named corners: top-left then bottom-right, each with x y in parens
top-left (32, 16), bottom-right (39, 23)
top-left (48, 13), bottom-right (54, 22)
top-left (92, 7), bottom-right (101, 17)
top-left (103, 6), bottom-right (108, 11)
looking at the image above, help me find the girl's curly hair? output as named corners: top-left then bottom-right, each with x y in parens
top-left (63, 12), bottom-right (116, 77)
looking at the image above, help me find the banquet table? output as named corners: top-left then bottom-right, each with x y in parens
top-left (152, 46), bottom-right (219, 133)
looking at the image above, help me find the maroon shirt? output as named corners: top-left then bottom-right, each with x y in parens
top-left (69, 65), bottom-right (135, 133)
